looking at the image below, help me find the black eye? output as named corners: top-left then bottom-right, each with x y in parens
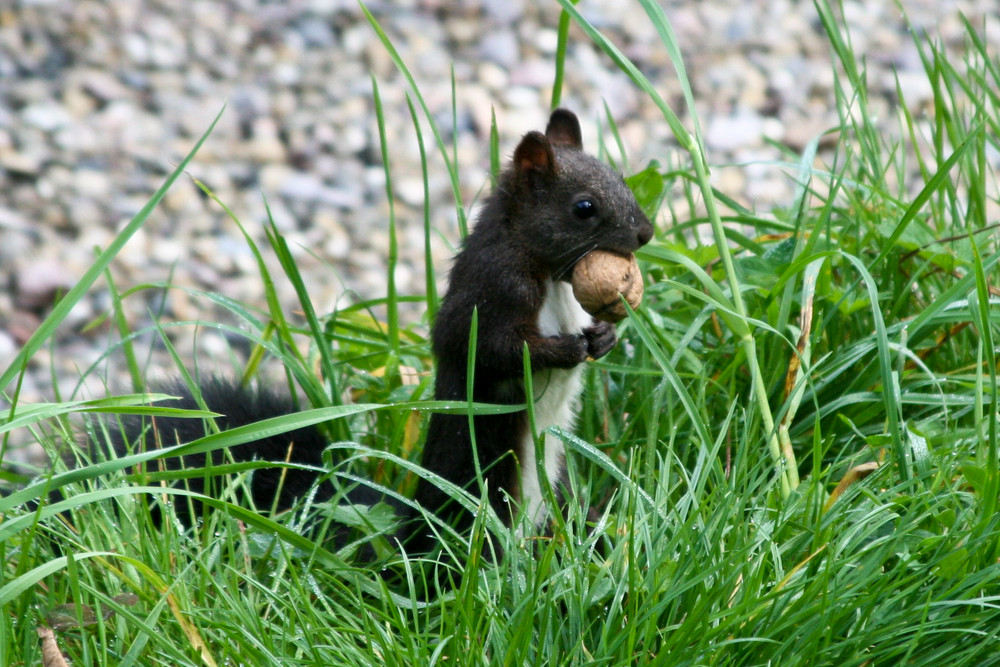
top-left (573, 198), bottom-right (597, 219)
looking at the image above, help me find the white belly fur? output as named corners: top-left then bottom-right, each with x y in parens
top-left (518, 280), bottom-right (594, 526)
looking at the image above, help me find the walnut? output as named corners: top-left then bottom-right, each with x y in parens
top-left (571, 250), bottom-right (644, 323)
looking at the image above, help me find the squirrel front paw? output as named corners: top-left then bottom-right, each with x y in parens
top-left (583, 321), bottom-right (617, 360)
top-left (545, 332), bottom-right (589, 368)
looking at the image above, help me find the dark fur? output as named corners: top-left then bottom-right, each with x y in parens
top-left (405, 109), bottom-right (652, 550)
top-left (77, 109), bottom-right (653, 554)
top-left (83, 378), bottom-right (382, 525)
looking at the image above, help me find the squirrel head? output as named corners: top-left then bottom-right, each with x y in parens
top-left (506, 109), bottom-right (654, 280)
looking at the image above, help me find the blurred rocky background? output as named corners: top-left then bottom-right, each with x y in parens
top-left (1, 0), bottom-right (997, 450)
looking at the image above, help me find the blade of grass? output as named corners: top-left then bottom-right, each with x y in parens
top-left (559, 0), bottom-right (795, 495)
top-left (403, 94), bottom-right (437, 319)
top-left (372, 79), bottom-right (400, 362)
top-left (362, 5), bottom-right (468, 237)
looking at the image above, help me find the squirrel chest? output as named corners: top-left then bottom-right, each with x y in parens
top-left (518, 279), bottom-right (595, 524)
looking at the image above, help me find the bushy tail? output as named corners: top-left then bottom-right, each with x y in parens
top-left (86, 377), bottom-right (391, 537)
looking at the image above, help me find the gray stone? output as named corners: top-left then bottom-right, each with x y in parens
top-left (706, 109), bottom-right (765, 152)
top-left (13, 259), bottom-right (78, 311)
top-left (21, 103), bottom-right (73, 132)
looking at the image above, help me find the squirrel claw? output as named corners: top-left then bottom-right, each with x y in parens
top-left (583, 321), bottom-right (617, 360)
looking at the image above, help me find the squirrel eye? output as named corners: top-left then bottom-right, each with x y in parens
top-left (573, 198), bottom-right (597, 219)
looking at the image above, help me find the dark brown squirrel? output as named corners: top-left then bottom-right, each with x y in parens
top-left (74, 109), bottom-right (653, 554)
top-left (407, 108), bottom-right (653, 551)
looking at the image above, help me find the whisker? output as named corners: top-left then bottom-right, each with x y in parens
top-left (552, 238), bottom-right (601, 279)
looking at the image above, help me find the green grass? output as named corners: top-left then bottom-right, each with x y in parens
top-left (3, 1), bottom-right (1000, 664)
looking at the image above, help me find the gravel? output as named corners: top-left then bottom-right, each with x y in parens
top-left (1, 0), bottom-right (997, 462)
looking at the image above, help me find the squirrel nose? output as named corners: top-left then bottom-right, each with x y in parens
top-left (637, 219), bottom-right (653, 245)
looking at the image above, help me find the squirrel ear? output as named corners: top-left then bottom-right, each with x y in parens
top-left (545, 109), bottom-right (583, 149)
top-left (513, 131), bottom-right (556, 178)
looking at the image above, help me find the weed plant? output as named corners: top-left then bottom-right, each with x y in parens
top-left (2, 1), bottom-right (1000, 665)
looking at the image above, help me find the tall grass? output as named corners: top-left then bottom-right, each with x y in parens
top-left (2, 0), bottom-right (1000, 664)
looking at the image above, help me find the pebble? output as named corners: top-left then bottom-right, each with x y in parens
top-left (12, 258), bottom-right (77, 312)
top-left (247, 117), bottom-right (288, 163)
top-left (395, 177), bottom-right (427, 208)
top-left (480, 31), bottom-right (520, 70)
top-left (0, 206), bottom-right (32, 233)
top-left (706, 109), bottom-right (766, 152)
top-left (0, 151), bottom-right (42, 177)
top-left (20, 103), bottom-right (74, 132)
top-left (315, 210), bottom-right (353, 260)
top-left (0, 331), bottom-right (16, 369)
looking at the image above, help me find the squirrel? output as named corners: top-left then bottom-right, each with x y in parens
top-left (79, 109), bottom-right (653, 555)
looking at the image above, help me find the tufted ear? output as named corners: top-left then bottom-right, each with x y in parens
top-left (545, 108), bottom-right (583, 149)
top-left (513, 130), bottom-right (556, 179)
